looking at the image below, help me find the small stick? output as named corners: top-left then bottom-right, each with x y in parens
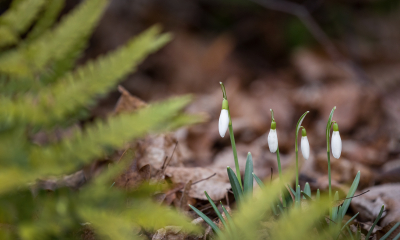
top-left (165, 173), bottom-right (217, 196)
top-left (161, 142), bottom-right (178, 170)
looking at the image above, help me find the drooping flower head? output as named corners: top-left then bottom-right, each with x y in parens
top-left (331, 122), bottom-right (342, 159)
top-left (268, 120), bottom-right (278, 153)
top-left (300, 127), bottom-right (310, 160)
top-left (218, 98), bottom-right (229, 138)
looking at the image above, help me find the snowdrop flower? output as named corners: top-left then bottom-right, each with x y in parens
top-left (268, 120), bottom-right (278, 153)
top-left (331, 122), bottom-right (342, 159)
top-left (300, 127), bottom-right (310, 160)
top-left (218, 99), bottom-right (229, 137)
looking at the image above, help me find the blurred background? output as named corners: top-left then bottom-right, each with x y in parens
top-left (64, 0), bottom-right (400, 187)
top-left (3, 0), bottom-right (400, 213)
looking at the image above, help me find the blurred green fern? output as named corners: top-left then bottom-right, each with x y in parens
top-left (0, 0), bottom-right (201, 239)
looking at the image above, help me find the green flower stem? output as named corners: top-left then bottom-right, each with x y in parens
top-left (228, 122), bottom-right (243, 189)
top-left (295, 143), bottom-right (299, 187)
top-left (271, 109), bottom-right (285, 207)
top-left (295, 111), bottom-right (309, 187)
top-left (276, 146), bottom-right (286, 208)
top-left (326, 106), bottom-right (336, 219)
top-left (276, 147), bottom-right (282, 180)
top-left (271, 110), bottom-right (283, 180)
top-left (220, 82), bottom-right (242, 189)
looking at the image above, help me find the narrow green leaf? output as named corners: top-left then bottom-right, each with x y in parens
top-left (332, 191), bottom-right (339, 222)
top-left (380, 222), bottom-right (400, 240)
top-left (221, 203), bottom-right (233, 223)
top-left (204, 191), bottom-right (227, 229)
top-left (301, 191), bottom-right (312, 201)
top-left (335, 212), bottom-right (359, 240)
top-left (295, 185), bottom-right (301, 208)
top-left (244, 152), bottom-right (254, 196)
top-left (316, 189), bottom-right (320, 201)
top-left (303, 182), bottom-right (311, 199)
top-left (341, 171), bottom-right (360, 218)
top-left (365, 205), bottom-right (385, 239)
top-left (290, 186), bottom-right (296, 196)
top-left (189, 205), bottom-right (221, 234)
top-left (356, 226), bottom-right (361, 240)
top-left (337, 205), bottom-right (344, 225)
top-left (392, 232), bottom-right (400, 240)
top-left (346, 226), bottom-right (355, 240)
top-left (227, 167), bottom-right (243, 202)
top-left (252, 173), bottom-right (265, 188)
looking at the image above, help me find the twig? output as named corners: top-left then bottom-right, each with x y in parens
top-left (343, 190), bottom-right (370, 200)
top-left (165, 173), bottom-right (217, 196)
top-left (192, 173), bottom-right (217, 185)
top-left (325, 217), bottom-right (337, 224)
top-left (335, 190), bottom-right (370, 204)
top-left (161, 141), bottom-right (178, 170)
top-left (250, 0), bottom-right (369, 83)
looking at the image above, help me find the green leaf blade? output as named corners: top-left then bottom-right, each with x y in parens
top-left (227, 167), bottom-right (243, 203)
top-left (341, 171), bottom-right (360, 218)
top-left (204, 191), bottom-right (227, 229)
top-left (243, 152), bottom-right (254, 196)
top-left (189, 205), bottom-right (221, 234)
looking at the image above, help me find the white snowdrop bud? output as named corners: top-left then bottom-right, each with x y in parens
top-left (218, 99), bottom-right (229, 138)
top-left (301, 127), bottom-right (310, 160)
top-left (331, 122), bottom-right (342, 159)
top-left (268, 120), bottom-right (278, 153)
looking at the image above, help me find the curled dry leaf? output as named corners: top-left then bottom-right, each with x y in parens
top-left (351, 184), bottom-right (400, 226)
top-left (137, 134), bottom-right (191, 176)
top-left (165, 167), bottom-right (230, 201)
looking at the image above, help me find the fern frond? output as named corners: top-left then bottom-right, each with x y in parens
top-left (0, 0), bottom-right (46, 48)
top-left (0, 26), bottom-right (172, 127)
top-left (0, 0), bottom-right (107, 76)
top-left (31, 95), bottom-right (193, 174)
top-left (26, 0), bottom-right (65, 41)
top-left (0, 96), bottom-right (197, 195)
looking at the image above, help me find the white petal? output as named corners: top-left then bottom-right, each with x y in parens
top-left (268, 129), bottom-right (278, 153)
top-left (301, 136), bottom-right (310, 160)
top-left (218, 109), bottom-right (229, 137)
top-left (331, 131), bottom-right (342, 159)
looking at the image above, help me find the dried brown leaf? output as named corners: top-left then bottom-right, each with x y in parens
top-left (114, 85), bottom-right (147, 114)
top-left (165, 167), bottom-right (230, 201)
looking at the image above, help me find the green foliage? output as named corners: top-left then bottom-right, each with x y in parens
top-left (243, 152), bottom-right (254, 196)
top-left (192, 83), bottom-right (364, 239)
top-left (0, 0), bottom-right (46, 47)
top-left (0, 0), bottom-right (202, 239)
top-left (365, 205), bottom-right (385, 239)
